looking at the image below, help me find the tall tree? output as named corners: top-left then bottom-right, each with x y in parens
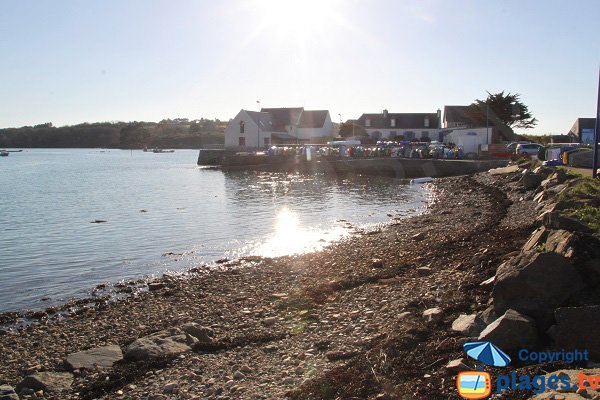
top-left (470, 91), bottom-right (537, 129)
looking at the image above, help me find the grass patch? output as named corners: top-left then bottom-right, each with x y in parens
top-left (559, 177), bottom-right (600, 203)
top-left (572, 206), bottom-right (600, 234)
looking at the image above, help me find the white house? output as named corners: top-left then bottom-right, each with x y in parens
top-left (355, 109), bottom-right (442, 141)
top-left (224, 107), bottom-right (334, 149)
top-left (441, 127), bottom-right (492, 155)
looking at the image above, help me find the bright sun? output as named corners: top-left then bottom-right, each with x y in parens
top-left (254, 0), bottom-right (343, 41)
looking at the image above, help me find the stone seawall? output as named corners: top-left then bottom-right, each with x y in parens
top-left (196, 149), bottom-right (237, 166)
top-left (216, 155), bottom-right (508, 178)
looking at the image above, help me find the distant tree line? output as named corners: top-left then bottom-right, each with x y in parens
top-left (0, 118), bottom-right (227, 149)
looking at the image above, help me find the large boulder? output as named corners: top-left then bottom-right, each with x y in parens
top-left (451, 314), bottom-right (485, 337)
top-left (492, 251), bottom-right (584, 328)
top-left (124, 328), bottom-right (198, 362)
top-left (65, 344), bottom-right (123, 370)
top-left (555, 306), bottom-right (600, 359)
top-left (478, 309), bottom-right (538, 351)
top-left (16, 372), bottom-right (73, 394)
top-left (544, 229), bottom-right (577, 258)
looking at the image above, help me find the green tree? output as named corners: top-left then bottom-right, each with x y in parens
top-left (470, 91), bottom-right (537, 129)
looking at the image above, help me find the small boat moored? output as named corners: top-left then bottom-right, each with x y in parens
top-left (0, 150), bottom-right (9, 157)
top-left (152, 148), bottom-right (175, 153)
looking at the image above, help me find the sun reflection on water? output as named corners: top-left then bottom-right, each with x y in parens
top-left (251, 207), bottom-right (348, 257)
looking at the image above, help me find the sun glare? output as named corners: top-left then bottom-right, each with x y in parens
top-left (255, 0), bottom-right (342, 41)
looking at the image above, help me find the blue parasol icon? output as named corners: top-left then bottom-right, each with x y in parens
top-left (464, 341), bottom-right (511, 367)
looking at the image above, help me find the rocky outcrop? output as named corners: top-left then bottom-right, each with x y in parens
top-left (492, 251), bottom-right (584, 328)
top-left (478, 309), bottom-right (538, 350)
top-left (521, 171), bottom-right (544, 190)
top-left (65, 344), bottom-right (123, 370)
top-left (124, 328), bottom-right (198, 362)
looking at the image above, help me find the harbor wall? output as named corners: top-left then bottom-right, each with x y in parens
top-left (215, 155), bottom-right (508, 178)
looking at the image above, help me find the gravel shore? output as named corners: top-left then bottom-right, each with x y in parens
top-left (0, 171), bottom-right (538, 399)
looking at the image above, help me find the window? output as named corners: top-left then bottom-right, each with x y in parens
top-left (365, 118), bottom-right (371, 127)
top-left (264, 137), bottom-right (270, 146)
top-left (424, 117), bottom-right (430, 128)
top-left (391, 118), bottom-right (396, 127)
top-left (239, 121), bottom-right (245, 134)
top-left (239, 137), bottom-right (245, 146)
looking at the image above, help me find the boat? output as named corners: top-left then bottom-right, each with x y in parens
top-left (0, 150), bottom-right (9, 157)
top-left (152, 148), bottom-right (175, 153)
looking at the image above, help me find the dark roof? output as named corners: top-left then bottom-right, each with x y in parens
top-left (245, 111), bottom-right (273, 131)
top-left (261, 107), bottom-right (303, 132)
top-left (298, 110), bottom-right (328, 128)
top-left (357, 112), bottom-right (439, 129)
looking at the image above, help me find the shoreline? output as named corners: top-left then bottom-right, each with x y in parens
top-left (0, 171), bottom-right (536, 399)
top-left (0, 182), bottom-right (430, 328)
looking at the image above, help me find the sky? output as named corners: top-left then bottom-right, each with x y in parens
top-left (1, 0), bottom-right (599, 135)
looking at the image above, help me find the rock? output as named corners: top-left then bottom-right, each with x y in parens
top-left (0, 385), bottom-right (19, 400)
top-left (543, 211), bottom-right (593, 233)
top-left (479, 305), bottom-right (497, 325)
top-left (478, 309), bottom-right (538, 350)
top-left (180, 322), bottom-right (213, 343)
top-left (480, 276), bottom-right (495, 288)
top-left (371, 258), bottom-right (384, 268)
top-left (263, 317), bottom-right (277, 326)
top-left (163, 382), bottom-right (179, 394)
top-left (445, 358), bottom-right (470, 373)
top-left (233, 371), bottom-right (245, 380)
top-left (325, 350), bottom-right (358, 361)
top-left (493, 251), bottom-right (584, 328)
top-left (65, 344), bottom-right (123, 370)
top-left (545, 230), bottom-right (576, 258)
top-left (416, 267), bottom-right (432, 276)
top-left (522, 172), bottom-right (544, 190)
top-left (124, 328), bottom-right (197, 362)
top-left (451, 314), bottom-right (485, 337)
top-left (412, 232), bottom-right (426, 241)
top-left (240, 365), bottom-right (252, 373)
top-left (555, 306), bottom-right (600, 359)
top-left (16, 372), bottom-right (73, 394)
top-left (148, 282), bottom-right (165, 291)
top-left (528, 368), bottom-right (600, 399)
top-left (422, 307), bottom-right (443, 323)
top-left (522, 227), bottom-right (549, 252)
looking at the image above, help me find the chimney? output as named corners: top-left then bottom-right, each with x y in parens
top-left (383, 109), bottom-right (388, 118)
top-left (437, 109), bottom-right (441, 128)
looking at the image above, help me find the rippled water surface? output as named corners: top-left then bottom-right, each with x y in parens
top-left (0, 149), bottom-right (430, 312)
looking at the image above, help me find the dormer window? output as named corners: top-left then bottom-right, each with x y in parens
top-left (391, 118), bottom-right (396, 127)
top-left (365, 118), bottom-right (371, 127)
top-left (239, 121), bottom-right (245, 134)
top-left (424, 117), bottom-right (430, 128)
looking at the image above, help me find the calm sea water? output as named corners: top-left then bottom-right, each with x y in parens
top-left (0, 149), bottom-right (429, 312)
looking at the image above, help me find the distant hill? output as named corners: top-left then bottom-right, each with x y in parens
top-left (0, 118), bottom-right (226, 149)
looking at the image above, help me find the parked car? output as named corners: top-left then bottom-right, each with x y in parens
top-left (515, 143), bottom-right (543, 157)
top-left (506, 141), bottom-right (530, 153)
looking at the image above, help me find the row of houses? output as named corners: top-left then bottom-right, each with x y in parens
top-left (225, 105), bottom-right (517, 152)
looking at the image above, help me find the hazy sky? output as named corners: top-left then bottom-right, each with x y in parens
top-left (1, 0), bottom-right (598, 134)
